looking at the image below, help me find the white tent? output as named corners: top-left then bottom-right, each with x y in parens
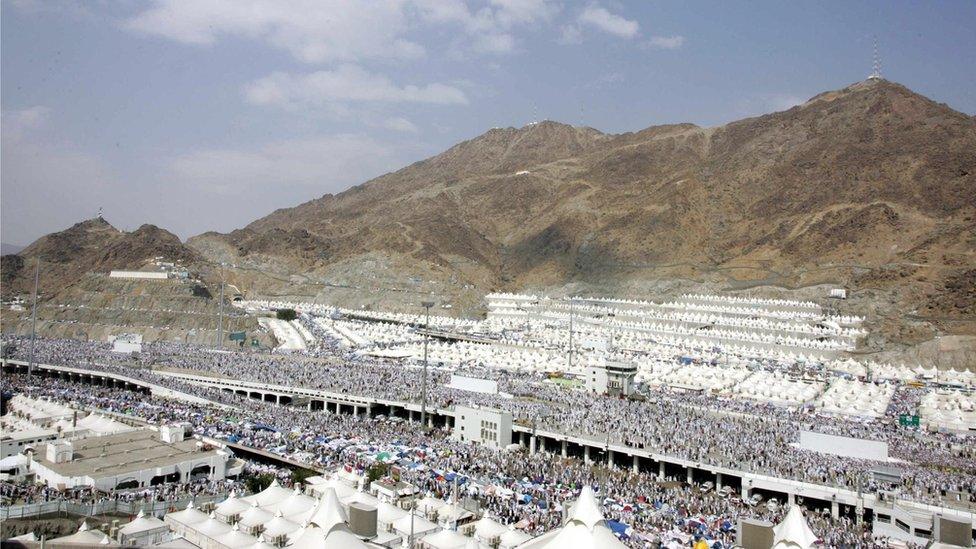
top-left (215, 523), bottom-right (259, 548)
top-left (118, 509), bottom-right (169, 546)
top-left (518, 486), bottom-right (626, 549)
top-left (163, 501), bottom-right (209, 537)
top-left (51, 522), bottom-right (119, 546)
top-left (393, 513), bottom-right (440, 538)
top-left (473, 516), bottom-right (508, 543)
top-left (422, 528), bottom-right (470, 549)
top-left (306, 487), bottom-right (348, 532)
top-left (772, 506), bottom-right (818, 549)
top-left (243, 479), bottom-right (293, 508)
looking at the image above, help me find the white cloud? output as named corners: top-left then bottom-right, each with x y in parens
top-left (558, 24), bottom-right (582, 44)
top-left (124, 0), bottom-right (424, 63)
top-left (125, 0), bottom-right (558, 61)
top-left (170, 135), bottom-right (408, 195)
top-left (413, 0), bottom-right (557, 54)
top-left (644, 35), bottom-right (684, 50)
top-left (383, 117), bottom-right (420, 133)
top-left (577, 5), bottom-right (639, 39)
top-left (473, 33), bottom-right (517, 53)
top-left (244, 65), bottom-right (468, 109)
top-left (1, 106), bottom-right (52, 142)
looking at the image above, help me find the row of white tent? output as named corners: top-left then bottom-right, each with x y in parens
top-left (813, 379), bottom-right (896, 418)
top-left (920, 391), bottom-right (976, 431)
top-left (160, 470), bottom-right (557, 549)
top-left (507, 299), bottom-right (864, 338)
top-left (257, 318), bottom-right (308, 352)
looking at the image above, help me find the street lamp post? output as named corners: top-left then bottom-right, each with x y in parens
top-left (420, 300), bottom-right (435, 429)
top-left (27, 258), bottom-right (40, 378)
top-left (216, 263), bottom-right (225, 349)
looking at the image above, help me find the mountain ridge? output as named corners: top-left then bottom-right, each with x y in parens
top-left (4, 78), bottom-right (975, 356)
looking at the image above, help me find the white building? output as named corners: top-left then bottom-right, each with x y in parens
top-left (585, 360), bottom-right (637, 396)
top-left (109, 270), bottom-right (169, 280)
top-left (111, 333), bottom-right (144, 354)
top-left (452, 405), bottom-right (512, 448)
top-left (31, 427), bottom-right (241, 491)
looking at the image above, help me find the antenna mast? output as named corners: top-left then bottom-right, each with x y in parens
top-left (868, 36), bottom-right (882, 80)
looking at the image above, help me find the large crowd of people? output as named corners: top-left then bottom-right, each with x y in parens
top-left (2, 330), bottom-right (972, 547)
top-left (3, 373), bottom-right (889, 547)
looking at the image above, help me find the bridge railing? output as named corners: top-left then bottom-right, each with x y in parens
top-left (0, 493), bottom-right (228, 521)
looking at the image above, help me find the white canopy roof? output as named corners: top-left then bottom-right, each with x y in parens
top-left (306, 487), bottom-right (348, 532)
top-left (422, 528), bottom-right (470, 549)
top-left (119, 510), bottom-right (167, 535)
top-left (772, 506), bottom-right (818, 549)
top-left (518, 486), bottom-right (626, 549)
top-left (215, 524), bottom-right (258, 548)
top-left (166, 501), bottom-right (209, 527)
top-left (52, 522), bottom-right (119, 546)
top-left (244, 479), bottom-right (293, 508)
top-left (393, 513), bottom-right (439, 536)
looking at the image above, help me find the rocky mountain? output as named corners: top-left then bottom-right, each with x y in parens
top-left (2, 218), bottom-right (201, 297)
top-left (189, 79), bottom-right (975, 347)
top-left (0, 218), bottom-right (265, 346)
top-left (3, 78), bottom-right (974, 355)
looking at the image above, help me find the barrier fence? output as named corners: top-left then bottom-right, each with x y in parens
top-left (0, 493), bottom-right (228, 521)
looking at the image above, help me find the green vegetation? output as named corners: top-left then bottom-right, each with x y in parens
top-left (291, 468), bottom-right (317, 485)
top-left (245, 473), bottom-right (275, 494)
top-left (276, 308), bottom-right (297, 321)
top-left (367, 462), bottom-right (389, 484)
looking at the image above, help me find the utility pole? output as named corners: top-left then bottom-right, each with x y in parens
top-left (216, 264), bottom-right (225, 349)
top-left (568, 298), bottom-right (575, 371)
top-left (420, 300), bottom-right (434, 429)
top-left (28, 258), bottom-right (40, 378)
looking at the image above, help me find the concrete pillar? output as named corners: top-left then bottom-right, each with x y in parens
top-left (584, 445), bottom-right (591, 465)
top-left (741, 485), bottom-right (750, 500)
top-left (632, 455), bottom-right (639, 474)
top-left (427, 416), bottom-right (433, 428)
top-left (831, 501), bottom-right (839, 519)
top-left (686, 467), bottom-right (693, 484)
top-left (716, 473), bottom-right (723, 491)
top-left (787, 493), bottom-right (796, 506)
top-left (308, 401), bottom-right (314, 411)
top-left (561, 440), bottom-right (568, 458)
top-left (607, 449), bottom-right (614, 468)
top-left (658, 461), bottom-right (666, 479)
top-left (529, 436), bottom-right (537, 455)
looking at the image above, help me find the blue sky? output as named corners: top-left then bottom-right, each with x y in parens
top-left (3, 0), bottom-right (975, 246)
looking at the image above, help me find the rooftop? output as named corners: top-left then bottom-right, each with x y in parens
top-left (34, 428), bottom-right (222, 478)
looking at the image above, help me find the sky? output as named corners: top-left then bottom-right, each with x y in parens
top-left (3, 0), bottom-right (975, 246)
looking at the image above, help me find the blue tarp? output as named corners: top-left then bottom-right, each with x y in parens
top-left (607, 521), bottom-right (628, 535)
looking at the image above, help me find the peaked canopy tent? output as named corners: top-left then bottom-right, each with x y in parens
top-left (517, 486), bottom-right (628, 548)
top-left (772, 506), bottom-right (818, 549)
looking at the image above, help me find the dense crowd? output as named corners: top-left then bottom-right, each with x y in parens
top-left (3, 374), bottom-right (891, 547)
top-left (5, 335), bottom-right (972, 504)
top-left (2, 332), bottom-right (973, 547)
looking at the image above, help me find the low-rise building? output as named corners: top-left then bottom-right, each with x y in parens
top-left (585, 359), bottom-right (638, 396)
top-left (452, 405), bottom-right (512, 448)
top-left (31, 427), bottom-right (240, 491)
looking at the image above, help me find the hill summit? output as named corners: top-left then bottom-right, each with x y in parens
top-left (188, 79), bottom-right (975, 331)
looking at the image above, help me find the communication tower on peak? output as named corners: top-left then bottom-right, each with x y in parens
top-left (868, 36), bottom-right (882, 80)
